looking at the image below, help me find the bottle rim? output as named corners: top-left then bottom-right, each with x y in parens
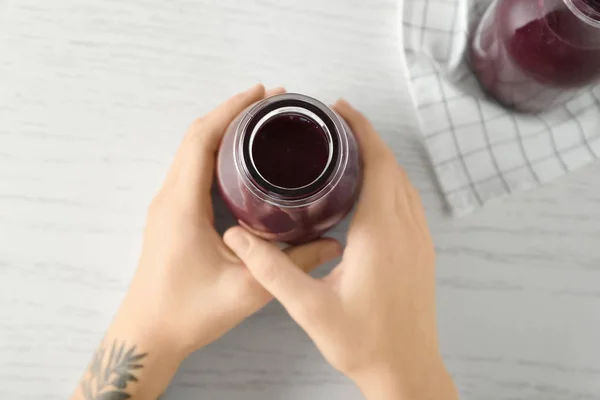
top-left (564, 0), bottom-right (600, 28)
top-left (233, 93), bottom-right (350, 209)
top-left (246, 106), bottom-right (336, 196)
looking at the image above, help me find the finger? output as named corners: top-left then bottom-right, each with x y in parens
top-left (284, 238), bottom-right (342, 273)
top-left (224, 227), bottom-right (332, 324)
top-left (391, 162), bottom-right (429, 231)
top-left (200, 83), bottom-right (266, 150)
top-left (167, 84), bottom-right (266, 199)
top-left (333, 98), bottom-right (393, 174)
top-left (266, 87), bottom-right (286, 97)
top-left (406, 184), bottom-right (432, 240)
top-left (334, 99), bottom-right (400, 221)
top-left (333, 98), bottom-right (399, 199)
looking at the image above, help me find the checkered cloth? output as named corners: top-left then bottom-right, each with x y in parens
top-left (402, 0), bottom-right (600, 216)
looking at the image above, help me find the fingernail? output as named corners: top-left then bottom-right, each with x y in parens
top-left (238, 83), bottom-right (262, 96)
top-left (335, 98), bottom-right (349, 107)
top-left (265, 87), bottom-right (286, 97)
top-left (248, 83), bottom-right (264, 92)
top-left (225, 229), bottom-right (250, 253)
top-left (321, 242), bottom-right (342, 260)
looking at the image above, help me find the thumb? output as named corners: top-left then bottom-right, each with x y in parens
top-left (224, 227), bottom-right (332, 325)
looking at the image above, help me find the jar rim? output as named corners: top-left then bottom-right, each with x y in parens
top-left (564, 0), bottom-right (600, 28)
top-left (247, 106), bottom-right (336, 196)
top-left (233, 93), bottom-right (350, 208)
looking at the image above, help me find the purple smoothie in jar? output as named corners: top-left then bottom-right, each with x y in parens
top-left (471, 0), bottom-right (600, 113)
top-left (216, 93), bottom-right (362, 244)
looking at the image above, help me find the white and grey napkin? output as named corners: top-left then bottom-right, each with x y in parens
top-left (402, 0), bottom-right (600, 216)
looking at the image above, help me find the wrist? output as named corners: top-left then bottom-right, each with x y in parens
top-left (354, 364), bottom-right (405, 400)
top-left (353, 360), bottom-right (457, 400)
top-left (113, 291), bottom-right (190, 362)
top-left (88, 302), bottom-right (187, 399)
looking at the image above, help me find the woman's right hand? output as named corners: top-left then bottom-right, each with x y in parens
top-left (224, 99), bottom-right (458, 399)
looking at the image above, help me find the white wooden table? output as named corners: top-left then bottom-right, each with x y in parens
top-left (1, 1), bottom-right (600, 399)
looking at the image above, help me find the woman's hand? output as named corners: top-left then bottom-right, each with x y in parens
top-left (123, 84), bottom-right (341, 353)
top-left (71, 84), bottom-right (342, 400)
top-left (224, 99), bottom-right (458, 400)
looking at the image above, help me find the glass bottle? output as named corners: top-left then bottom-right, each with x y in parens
top-left (217, 93), bottom-right (362, 244)
top-left (471, 0), bottom-right (600, 113)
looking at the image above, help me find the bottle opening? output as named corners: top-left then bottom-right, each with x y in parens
top-left (243, 101), bottom-right (340, 198)
top-left (587, 0), bottom-right (600, 12)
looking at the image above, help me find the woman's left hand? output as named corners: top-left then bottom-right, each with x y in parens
top-left (71, 84), bottom-right (341, 400)
top-left (123, 83), bottom-right (342, 354)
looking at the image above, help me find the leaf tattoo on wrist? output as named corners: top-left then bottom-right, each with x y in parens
top-left (81, 340), bottom-right (148, 400)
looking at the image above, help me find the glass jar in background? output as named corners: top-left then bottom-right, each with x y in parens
top-left (217, 93), bottom-right (362, 244)
top-left (471, 0), bottom-right (600, 113)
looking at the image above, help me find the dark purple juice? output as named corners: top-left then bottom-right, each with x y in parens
top-left (250, 114), bottom-right (330, 190)
top-left (471, 0), bottom-right (600, 112)
top-left (217, 94), bottom-right (362, 244)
